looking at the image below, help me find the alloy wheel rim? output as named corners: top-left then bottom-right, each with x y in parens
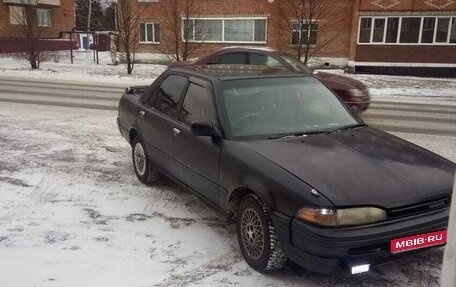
top-left (241, 207), bottom-right (265, 260)
top-left (134, 143), bottom-right (146, 176)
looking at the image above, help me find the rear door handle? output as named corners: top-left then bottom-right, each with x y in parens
top-left (172, 128), bottom-right (181, 136)
top-left (139, 110), bottom-right (145, 118)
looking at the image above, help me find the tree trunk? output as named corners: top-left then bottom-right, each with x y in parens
top-left (87, 0), bottom-right (92, 30)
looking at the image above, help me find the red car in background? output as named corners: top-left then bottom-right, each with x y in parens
top-left (169, 47), bottom-right (370, 112)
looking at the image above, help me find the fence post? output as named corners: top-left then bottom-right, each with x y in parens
top-left (441, 173), bottom-right (456, 287)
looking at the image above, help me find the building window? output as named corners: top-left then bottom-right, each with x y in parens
top-left (421, 17), bottom-right (436, 43)
top-left (358, 16), bottom-right (456, 45)
top-left (399, 17), bottom-right (421, 43)
top-left (183, 18), bottom-right (267, 43)
top-left (37, 9), bottom-right (51, 27)
top-left (291, 21), bottom-right (318, 45)
top-left (385, 17), bottom-right (399, 43)
top-left (140, 22), bottom-right (160, 43)
top-left (451, 17), bottom-right (456, 43)
top-left (9, 6), bottom-right (24, 25)
top-left (359, 18), bottom-right (372, 43)
top-left (372, 18), bottom-right (386, 42)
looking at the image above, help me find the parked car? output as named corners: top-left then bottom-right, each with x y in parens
top-left (168, 47), bottom-right (371, 112)
top-left (117, 65), bottom-right (454, 275)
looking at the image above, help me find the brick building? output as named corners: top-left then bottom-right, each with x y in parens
top-left (132, 0), bottom-right (455, 76)
top-left (0, 0), bottom-right (75, 53)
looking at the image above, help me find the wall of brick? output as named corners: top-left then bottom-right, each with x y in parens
top-left (133, 0), bottom-right (355, 62)
top-left (356, 45), bottom-right (456, 63)
top-left (359, 0), bottom-right (456, 11)
top-left (0, 0), bottom-right (75, 39)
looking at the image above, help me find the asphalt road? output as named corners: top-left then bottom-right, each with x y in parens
top-left (0, 75), bottom-right (455, 137)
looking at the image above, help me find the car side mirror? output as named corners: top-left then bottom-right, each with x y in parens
top-left (191, 121), bottom-right (221, 138)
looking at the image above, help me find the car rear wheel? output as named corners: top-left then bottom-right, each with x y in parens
top-left (236, 194), bottom-right (287, 272)
top-left (132, 137), bottom-right (159, 184)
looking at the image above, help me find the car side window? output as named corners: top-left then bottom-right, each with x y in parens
top-left (208, 53), bottom-right (248, 65)
top-left (146, 74), bottom-right (188, 118)
top-left (179, 83), bottom-right (216, 125)
top-left (249, 54), bottom-right (285, 68)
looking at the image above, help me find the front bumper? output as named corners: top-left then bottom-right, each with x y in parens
top-left (280, 208), bottom-right (448, 274)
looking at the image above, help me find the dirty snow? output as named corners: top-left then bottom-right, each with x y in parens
top-left (0, 101), bottom-right (453, 287)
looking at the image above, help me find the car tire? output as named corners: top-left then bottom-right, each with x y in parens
top-left (236, 194), bottom-right (288, 272)
top-left (131, 137), bottom-right (159, 184)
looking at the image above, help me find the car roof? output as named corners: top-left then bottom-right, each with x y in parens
top-left (170, 64), bottom-right (303, 81)
top-left (218, 46), bottom-right (280, 53)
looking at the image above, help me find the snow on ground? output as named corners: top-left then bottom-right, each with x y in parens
top-left (347, 74), bottom-right (456, 100)
top-left (0, 102), bottom-right (454, 287)
top-left (0, 51), bottom-right (165, 86)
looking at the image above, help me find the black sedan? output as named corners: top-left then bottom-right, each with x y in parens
top-left (117, 65), bottom-right (454, 275)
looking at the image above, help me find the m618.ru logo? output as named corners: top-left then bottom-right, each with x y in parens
top-left (391, 230), bottom-right (447, 254)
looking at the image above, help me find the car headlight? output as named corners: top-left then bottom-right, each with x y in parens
top-left (348, 88), bottom-right (369, 97)
top-left (296, 207), bottom-right (387, 227)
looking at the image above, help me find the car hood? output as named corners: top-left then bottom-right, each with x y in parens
top-left (243, 127), bottom-right (454, 209)
top-left (315, 72), bottom-right (367, 90)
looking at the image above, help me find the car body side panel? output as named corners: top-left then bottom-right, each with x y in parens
top-left (118, 92), bottom-right (142, 143)
top-left (219, 141), bottom-right (335, 214)
top-left (170, 121), bottom-right (224, 207)
top-left (136, 106), bottom-right (176, 171)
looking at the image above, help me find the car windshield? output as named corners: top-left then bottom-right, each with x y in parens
top-left (281, 55), bottom-right (313, 74)
top-left (221, 76), bottom-right (361, 139)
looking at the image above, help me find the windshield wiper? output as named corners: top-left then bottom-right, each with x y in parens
top-left (268, 130), bottom-right (331, 140)
top-left (328, 123), bottom-right (366, 134)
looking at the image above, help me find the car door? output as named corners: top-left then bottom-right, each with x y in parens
top-left (136, 74), bottom-right (188, 172)
top-left (169, 77), bottom-right (222, 206)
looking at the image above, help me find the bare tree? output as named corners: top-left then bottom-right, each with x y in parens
top-left (9, 4), bottom-right (50, 69)
top-left (117, 0), bottom-right (140, 74)
top-left (276, 0), bottom-right (343, 64)
top-left (159, 0), bottom-right (201, 62)
top-left (75, 0), bottom-right (104, 30)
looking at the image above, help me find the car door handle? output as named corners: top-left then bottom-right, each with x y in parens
top-left (172, 128), bottom-right (181, 136)
top-left (139, 110), bottom-right (145, 118)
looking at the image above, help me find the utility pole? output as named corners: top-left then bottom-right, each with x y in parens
top-left (441, 174), bottom-right (456, 287)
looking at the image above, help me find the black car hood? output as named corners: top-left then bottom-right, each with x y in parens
top-left (244, 127), bottom-right (455, 209)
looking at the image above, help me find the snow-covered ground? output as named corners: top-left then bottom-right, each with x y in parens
top-left (0, 51), bottom-right (162, 86)
top-left (0, 52), bottom-right (455, 286)
top-left (0, 101), bottom-right (453, 287)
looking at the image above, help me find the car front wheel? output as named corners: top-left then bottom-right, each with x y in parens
top-left (236, 194), bottom-right (287, 272)
top-left (132, 137), bottom-right (159, 184)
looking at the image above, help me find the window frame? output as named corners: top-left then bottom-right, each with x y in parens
top-left (139, 21), bottom-right (160, 44)
top-left (182, 17), bottom-right (268, 44)
top-left (290, 20), bottom-right (318, 46)
top-left (178, 81), bottom-right (217, 126)
top-left (358, 15), bottom-right (456, 45)
top-left (146, 73), bottom-right (189, 119)
top-left (37, 9), bottom-right (51, 27)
